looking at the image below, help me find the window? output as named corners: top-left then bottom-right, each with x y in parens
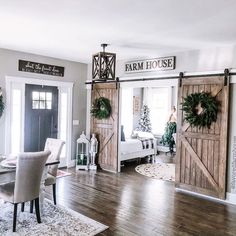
top-left (121, 88), bottom-right (133, 138)
top-left (32, 91), bottom-right (52, 109)
top-left (59, 92), bottom-right (68, 157)
top-left (11, 89), bottom-right (22, 154)
top-left (144, 87), bottom-right (172, 135)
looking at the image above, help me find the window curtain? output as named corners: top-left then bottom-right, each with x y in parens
top-left (143, 87), bottom-right (154, 133)
top-left (121, 88), bottom-right (133, 138)
top-left (143, 87), bottom-right (171, 135)
top-left (143, 87), bottom-right (153, 106)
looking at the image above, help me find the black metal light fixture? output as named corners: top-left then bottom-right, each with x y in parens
top-left (92, 44), bottom-right (116, 81)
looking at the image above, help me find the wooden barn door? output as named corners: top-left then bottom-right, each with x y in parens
top-left (91, 82), bottom-right (119, 172)
top-left (176, 76), bottom-right (229, 199)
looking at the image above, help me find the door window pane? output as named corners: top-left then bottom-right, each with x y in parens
top-left (32, 91), bottom-right (52, 110)
top-left (39, 92), bottom-right (45, 100)
top-left (32, 91), bottom-right (39, 100)
top-left (32, 100), bottom-right (39, 109)
top-left (39, 101), bottom-right (45, 109)
top-left (46, 92), bottom-right (52, 101)
top-left (46, 101), bottom-right (52, 109)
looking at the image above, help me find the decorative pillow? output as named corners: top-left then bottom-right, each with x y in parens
top-left (131, 131), bottom-right (138, 139)
top-left (121, 125), bottom-right (126, 141)
top-left (133, 131), bottom-right (154, 139)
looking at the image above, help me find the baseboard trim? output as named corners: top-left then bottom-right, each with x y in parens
top-left (67, 160), bottom-right (75, 168)
top-left (226, 192), bottom-right (236, 204)
top-left (176, 188), bottom-right (236, 206)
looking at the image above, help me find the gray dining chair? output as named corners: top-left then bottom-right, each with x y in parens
top-left (0, 150), bottom-right (50, 232)
top-left (44, 138), bottom-right (65, 205)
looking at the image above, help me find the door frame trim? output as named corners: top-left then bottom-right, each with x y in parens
top-left (5, 76), bottom-right (74, 167)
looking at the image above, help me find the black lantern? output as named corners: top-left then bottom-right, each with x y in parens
top-left (92, 44), bottom-right (116, 81)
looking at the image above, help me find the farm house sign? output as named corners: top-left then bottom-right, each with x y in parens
top-left (125, 56), bottom-right (175, 73)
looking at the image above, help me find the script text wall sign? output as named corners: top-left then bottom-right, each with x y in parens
top-left (18, 60), bottom-right (65, 77)
top-left (125, 56), bottom-right (175, 73)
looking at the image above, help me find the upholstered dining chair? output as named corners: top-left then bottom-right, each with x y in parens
top-left (0, 150), bottom-right (50, 232)
top-left (44, 138), bottom-right (65, 205)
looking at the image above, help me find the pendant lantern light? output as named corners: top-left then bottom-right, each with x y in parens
top-left (92, 44), bottom-right (116, 81)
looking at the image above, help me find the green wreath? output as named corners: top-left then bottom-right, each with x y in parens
top-left (0, 90), bottom-right (4, 118)
top-left (182, 92), bottom-right (219, 128)
top-left (91, 97), bottom-right (112, 119)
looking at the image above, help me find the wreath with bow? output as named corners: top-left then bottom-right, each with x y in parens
top-left (182, 92), bottom-right (219, 128)
top-left (91, 97), bottom-right (112, 119)
top-left (0, 88), bottom-right (4, 118)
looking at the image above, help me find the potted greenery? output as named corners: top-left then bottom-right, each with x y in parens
top-left (0, 88), bottom-right (4, 118)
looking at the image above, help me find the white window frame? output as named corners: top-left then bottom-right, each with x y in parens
top-left (117, 79), bottom-right (178, 172)
top-left (5, 76), bottom-right (74, 167)
top-left (147, 87), bottom-right (172, 136)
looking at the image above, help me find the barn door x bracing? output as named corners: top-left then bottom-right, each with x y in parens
top-left (176, 76), bottom-right (229, 199)
top-left (91, 82), bottom-right (119, 172)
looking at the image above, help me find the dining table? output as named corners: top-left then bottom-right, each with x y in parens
top-left (0, 156), bottom-right (59, 214)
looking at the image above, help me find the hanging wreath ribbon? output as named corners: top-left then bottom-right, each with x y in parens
top-left (91, 97), bottom-right (112, 119)
top-left (182, 92), bottom-right (219, 128)
top-left (0, 88), bottom-right (4, 118)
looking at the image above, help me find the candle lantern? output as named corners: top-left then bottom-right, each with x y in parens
top-left (76, 131), bottom-right (89, 170)
top-left (89, 133), bottom-right (98, 170)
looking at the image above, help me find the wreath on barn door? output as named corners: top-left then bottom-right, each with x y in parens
top-left (0, 88), bottom-right (4, 118)
top-left (91, 97), bottom-right (112, 119)
top-left (182, 92), bottom-right (219, 128)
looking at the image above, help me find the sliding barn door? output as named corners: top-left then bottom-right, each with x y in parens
top-left (91, 82), bottom-right (119, 172)
top-left (176, 76), bottom-right (229, 199)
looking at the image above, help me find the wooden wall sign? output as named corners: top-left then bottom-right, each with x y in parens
top-left (125, 56), bottom-right (175, 73)
top-left (18, 60), bottom-right (64, 77)
top-left (133, 96), bottom-right (140, 114)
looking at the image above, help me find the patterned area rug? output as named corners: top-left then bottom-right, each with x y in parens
top-left (135, 163), bottom-right (175, 181)
top-left (57, 169), bottom-right (72, 178)
top-left (0, 199), bottom-right (108, 236)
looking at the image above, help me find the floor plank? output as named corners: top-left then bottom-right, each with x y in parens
top-left (45, 162), bottom-right (236, 236)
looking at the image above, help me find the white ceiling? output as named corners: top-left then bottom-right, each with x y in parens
top-left (1, 0), bottom-right (236, 63)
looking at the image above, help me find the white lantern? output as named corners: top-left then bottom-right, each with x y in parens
top-left (76, 131), bottom-right (89, 171)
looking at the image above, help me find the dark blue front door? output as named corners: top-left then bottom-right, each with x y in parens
top-left (24, 84), bottom-right (58, 152)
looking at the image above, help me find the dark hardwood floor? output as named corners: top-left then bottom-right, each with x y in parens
top-left (45, 162), bottom-right (236, 236)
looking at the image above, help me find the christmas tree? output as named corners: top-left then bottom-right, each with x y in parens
top-left (160, 122), bottom-right (176, 153)
top-left (137, 104), bottom-right (152, 132)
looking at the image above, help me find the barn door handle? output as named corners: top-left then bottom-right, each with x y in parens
top-left (179, 72), bottom-right (184, 87)
top-left (116, 77), bottom-right (119, 89)
top-left (224, 68), bottom-right (229, 86)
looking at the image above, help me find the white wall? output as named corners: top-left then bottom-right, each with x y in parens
top-left (115, 45), bottom-right (236, 78)
top-left (228, 83), bottom-right (236, 194)
top-left (0, 48), bottom-right (88, 160)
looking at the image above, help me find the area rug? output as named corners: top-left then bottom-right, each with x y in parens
top-left (135, 163), bottom-right (175, 181)
top-left (0, 199), bottom-right (108, 236)
top-left (57, 169), bottom-right (72, 178)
